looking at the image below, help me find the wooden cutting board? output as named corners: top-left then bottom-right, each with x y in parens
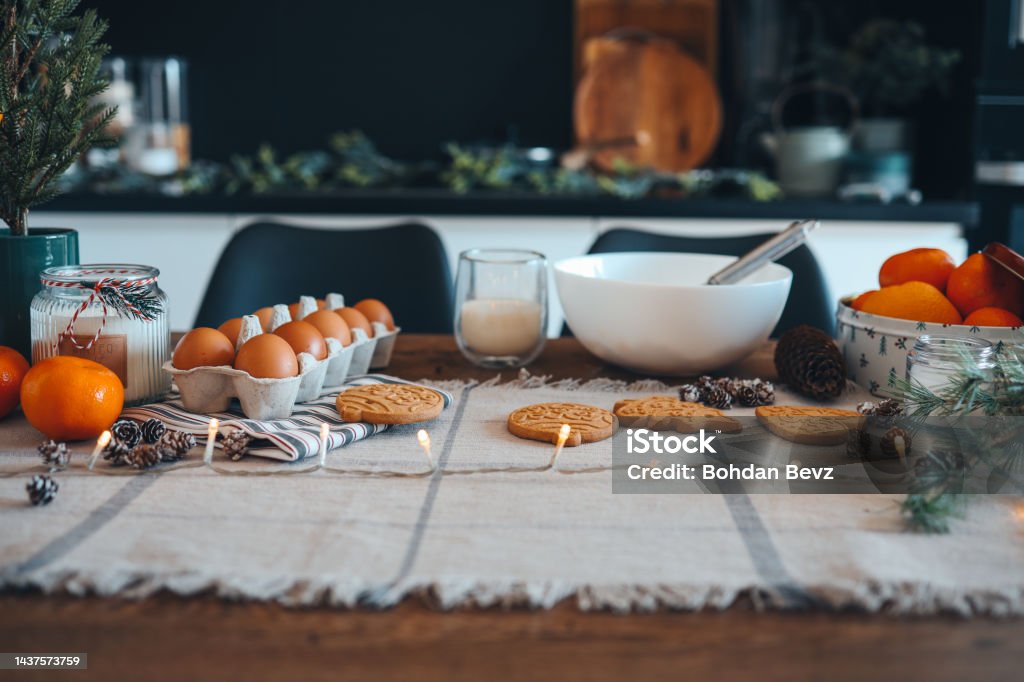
top-left (574, 34), bottom-right (722, 172)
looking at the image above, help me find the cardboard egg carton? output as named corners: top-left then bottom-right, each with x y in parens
top-left (163, 294), bottom-right (400, 420)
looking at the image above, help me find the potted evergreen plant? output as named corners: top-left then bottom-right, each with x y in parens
top-left (0, 0), bottom-right (114, 357)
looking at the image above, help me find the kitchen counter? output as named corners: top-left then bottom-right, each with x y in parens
top-left (44, 189), bottom-right (980, 225)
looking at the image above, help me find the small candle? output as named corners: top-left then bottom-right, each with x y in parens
top-left (319, 422), bottom-right (330, 467)
top-left (417, 429), bottom-right (433, 469)
top-left (87, 430), bottom-right (112, 471)
top-left (550, 424), bottom-right (571, 469)
top-left (204, 419), bottom-right (219, 465)
top-left (459, 299), bottom-right (543, 356)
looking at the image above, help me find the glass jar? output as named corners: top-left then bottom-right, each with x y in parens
top-left (31, 265), bottom-right (171, 405)
top-left (454, 249), bottom-right (548, 368)
top-left (906, 335), bottom-right (996, 398)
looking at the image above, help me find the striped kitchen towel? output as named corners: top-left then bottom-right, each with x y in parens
top-left (121, 375), bottom-right (453, 462)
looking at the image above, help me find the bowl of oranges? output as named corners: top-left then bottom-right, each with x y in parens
top-left (837, 245), bottom-right (1024, 395)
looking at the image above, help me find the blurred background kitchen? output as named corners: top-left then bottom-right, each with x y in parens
top-left (42, 0), bottom-right (1022, 333)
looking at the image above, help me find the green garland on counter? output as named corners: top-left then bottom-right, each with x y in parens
top-left (60, 130), bottom-right (781, 201)
top-left (886, 344), bottom-right (1024, 533)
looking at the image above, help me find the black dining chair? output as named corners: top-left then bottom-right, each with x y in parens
top-left (194, 221), bottom-right (454, 333)
top-left (586, 228), bottom-right (834, 336)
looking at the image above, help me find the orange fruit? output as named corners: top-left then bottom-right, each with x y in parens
top-left (946, 253), bottom-right (1024, 317)
top-left (850, 290), bottom-right (877, 310)
top-left (21, 356), bottom-right (124, 440)
top-left (859, 281), bottom-right (963, 325)
top-left (878, 248), bottom-right (957, 291)
top-left (0, 346), bottom-right (30, 419)
top-left (963, 307), bottom-right (1024, 327)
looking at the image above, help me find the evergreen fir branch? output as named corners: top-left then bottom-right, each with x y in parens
top-left (902, 493), bottom-right (960, 534)
top-left (97, 285), bottom-right (162, 322)
top-left (0, 0), bottom-right (112, 234)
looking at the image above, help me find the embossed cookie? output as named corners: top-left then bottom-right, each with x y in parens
top-left (614, 396), bottom-right (742, 434)
top-left (507, 402), bottom-right (616, 447)
top-left (336, 384), bottom-right (445, 424)
top-left (755, 405), bottom-right (863, 445)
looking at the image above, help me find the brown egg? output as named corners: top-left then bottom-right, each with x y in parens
top-left (172, 328), bottom-right (235, 370)
top-left (316, 298), bottom-right (327, 310)
top-left (234, 334), bottom-right (299, 379)
top-left (337, 307), bottom-right (374, 338)
top-left (273, 320), bottom-right (328, 360)
top-left (355, 299), bottom-right (396, 331)
top-left (217, 318), bottom-right (243, 347)
top-left (288, 302), bottom-right (302, 321)
top-left (253, 307), bottom-right (275, 331)
top-left (304, 310), bottom-right (352, 346)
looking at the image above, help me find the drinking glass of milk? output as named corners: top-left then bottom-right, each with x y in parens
top-left (454, 249), bottom-right (548, 368)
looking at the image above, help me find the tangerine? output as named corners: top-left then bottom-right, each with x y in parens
top-left (962, 307), bottom-right (1024, 328)
top-left (878, 248), bottom-right (957, 291)
top-left (0, 346), bottom-right (30, 419)
top-left (850, 290), bottom-right (877, 310)
top-left (21, 356), bottom-right (124, 440)
top-left (859, 281), bottom-right (963, 325)
top-left (946, 253), bottom-right (1024, 317)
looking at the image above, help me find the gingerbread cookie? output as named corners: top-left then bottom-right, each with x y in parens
top-left (336, 384), bottom-right (445, 424)
top-left (614, 396), bottom-right (742, 434)
top-left (507, 402), bottom-right (616, 447)
top-left (755, 405), bottom-right (863, 445)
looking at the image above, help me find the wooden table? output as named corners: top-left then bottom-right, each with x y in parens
top-left (1, 335), bottom-right (1020, 681)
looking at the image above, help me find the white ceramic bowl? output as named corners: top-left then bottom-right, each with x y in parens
top-left (554, 252), bottom-right (792, 375)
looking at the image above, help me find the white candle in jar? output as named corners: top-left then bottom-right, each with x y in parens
top-left (459, 299), bottom-right (543, 356)
top-left (32, 309), bottom-right (171, 405)
top-left (31, 266), bottom-right (171, 406)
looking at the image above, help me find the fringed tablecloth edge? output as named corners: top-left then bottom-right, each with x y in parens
top-left (4, 569), bottom-right (1022, 617)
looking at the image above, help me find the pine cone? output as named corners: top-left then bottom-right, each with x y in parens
top-left (752, 379), bottom-right (775, 406)
top-left (111, 419), bottom-right (143, 449)
top-left (221, 431), bottom-right (252, 461)
top-left (125, 444), bottom-right (163, 469)
top-left (732, 379), bottom-right (774, 407)
top-left (103, 440), bottom-right (133, 466)
top-left (701, 385), bottom-right (733, 410)
top-left (26, 475), bottom-right (59, 506)
top-left (857, 399), bottom-right (903, 416)
top-left (37, 440), bottom-right (70, 470)
top-left (879, 427), bottom-right (912, 461)
top-left (874, 399), bottom-right (903, 416)
top-left (158, 431), bottom-right (196, 461)
top-left (774, 326), bottom-right (846, 401)
top-left (140, 418), bottom-right (166, 444)
top-left (679, 383), bottom-right (702, 403)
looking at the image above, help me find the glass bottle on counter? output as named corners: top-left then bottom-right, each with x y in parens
top-left (31, 265), bottom-right (171, 406)
top-left (905, 335), bottom-right (996, 406)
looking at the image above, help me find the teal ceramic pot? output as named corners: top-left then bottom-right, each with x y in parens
top-left (0, 227), bottom-right (80, 358)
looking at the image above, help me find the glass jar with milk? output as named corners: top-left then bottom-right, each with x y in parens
top-left (454, 249), bottom-right (548, 368)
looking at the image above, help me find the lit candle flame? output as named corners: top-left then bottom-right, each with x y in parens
top-left (203, 418), bottom-right (219, 465)
top-left (550, 424), bottom-right (571, 470)
top-left (87, 429), bottom-right (112, 471)
top-left (319, 422), bottom-right (330, 466)
top-left (417, 429), bottom-right (433, 469)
